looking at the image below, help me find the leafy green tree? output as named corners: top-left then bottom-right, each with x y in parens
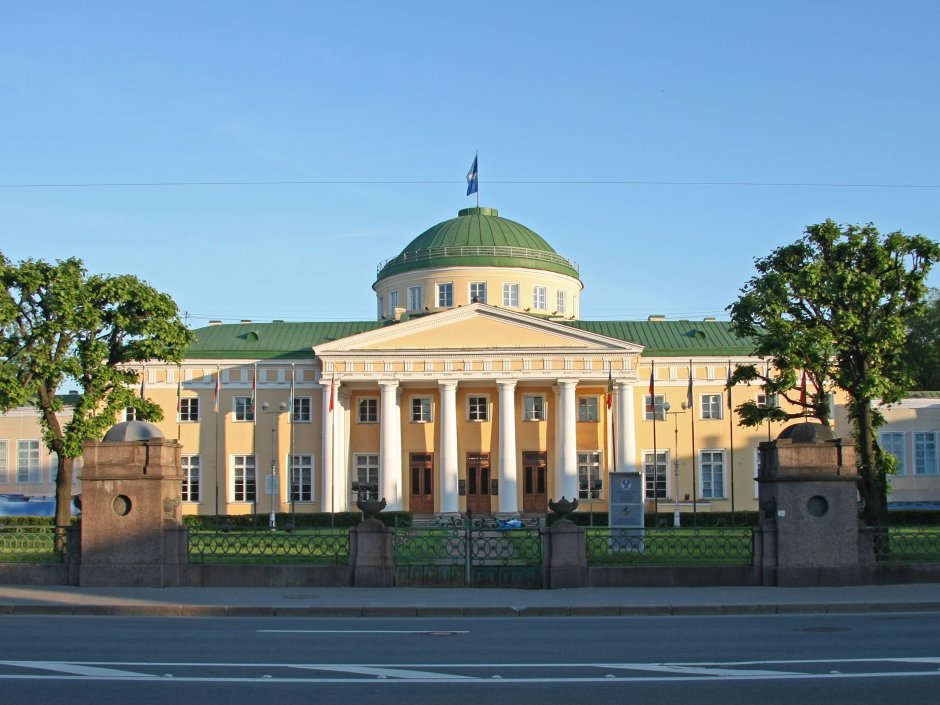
top-left (728, 220), bottom-right (939, 526)
top-left (0, 254), bottom-right (193, 542)
top-left (903, 288), bottom-right (940, 391)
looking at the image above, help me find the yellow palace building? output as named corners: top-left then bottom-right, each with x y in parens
top-left (124, 205), bottom-right (834, 519)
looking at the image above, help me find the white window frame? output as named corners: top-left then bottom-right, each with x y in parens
top-left (556, 290), bottom-right (566, 315)
top-left (522, 394), bottom-right (547, 421)
top-left (181, 455), bottom-right (201, 502)
top-left (756, 392), bottom-right (779, 409)
top-left (533, 285), bottom-right (547, 310)
top-left (407, 285), bottom-right (423, 311)
top-left (913, 432), bottom-right (939, 476)
top-left (578, 451), bottom-right (603, 499)
top-left (16, 440), bottom-right (41, 484)
top-left (578, 396), bottom-right (599, 422)
top-left (643, 450), bottom-right (668, 500)
top-left (388, 290), bottom-right (399, 317)
top-left (293, 396), bottom-right (312, 423)
top-left (437, 282), bottom-right (454, 308)
top-left (643, 394), bottom-right (666, 421)
top-left (353, 453), bottom-right (379, 501)
top-left (358, 397), bottom-right (378, 424)
top-left (503, 282), bottom-right (519, 307)
top-left (701, 394), bottom-right (723, 420)
top-left (123, 407), bottom-right (138, 422)
top-left (879, 431), bottom-right (906, 476)
top-left (410, 396), bottom-right (433, 423)
top-left (233, 396), bottom-right (254, 422)
top-left (289, 454), bottom-right (315, 502)
top-left (467, 395), bottom-right (489, 422)
top-left (230, 455), bottom-right (256, 502)
top-left (469, 281), bottom-right (487, 304)
top-left (0, 440), bottom-right (8, 483)
top-left (179, 397), bottom-right (199, 422)
top-left (700, 449), bottom-right (726, 499)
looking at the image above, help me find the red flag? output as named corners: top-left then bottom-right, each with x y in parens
top-left (250, 364), bottom-right (257, 414)
top-left (799, 370), bottom-right (807, 406)
top-left (328, 376), bottom-right (335, 413)
top-left (606, 370), bottom-right (613, 410)
top-left (139, 371), bottom-right (146, 399)
top-left (647, 361), bottom-right (655, 413)
top-left (176, 368), bottom-right (182, 413)
top-left (213, 366), bottom-right (221, 413)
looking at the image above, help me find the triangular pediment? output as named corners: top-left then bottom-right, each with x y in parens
top-left (314, 304), bottom-right (643, 355)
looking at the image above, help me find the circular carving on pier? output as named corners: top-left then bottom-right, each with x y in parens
top-left (807, 495), bottom-right (829, 517)
top-left (112, 494), bottom-right (132, 516)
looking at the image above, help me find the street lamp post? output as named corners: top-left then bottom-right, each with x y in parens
top-left (261, 401), bottom-right (288, 530)
top-left (663, 401), bottom-right (688, 528)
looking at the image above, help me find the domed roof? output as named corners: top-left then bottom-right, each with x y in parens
top-left (102, 420), bottom-right (165, 442)
top-left (375, 207), bottom-right (580, 282)
top-left (777, 421), bottom-right (836, 443)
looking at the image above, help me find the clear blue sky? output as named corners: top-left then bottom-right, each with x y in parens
top-left (2, 1), bottom-right (938, 326)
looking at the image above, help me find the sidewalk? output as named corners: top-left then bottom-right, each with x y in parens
top-left (0, 583), bottom-right (938, 617)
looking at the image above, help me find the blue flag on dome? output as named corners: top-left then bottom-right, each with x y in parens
top-left (466, 155), bottom-right (478, 196)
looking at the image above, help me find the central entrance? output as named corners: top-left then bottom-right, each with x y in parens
top-left (522, 451), bottom-right (547, 512)
top-left (409, 452), bottom-right (434, 513)
top-left (466, 452), bottom-right (491, 514)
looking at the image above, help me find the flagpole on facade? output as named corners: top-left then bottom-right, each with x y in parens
top-left (176, 364), bottom-right (182, 442)
top-left (289, 363), bottom-right (296, 527)
top-left (728, 361), bottom-right (736, 525)
top-left (607, 368), bottom-right (615, 474)
top-left (252, 363), bottom-right (258, 522)
top-left (688, 360), bottom-right (697, 526)
top-left (214, 364), bottom-right (221, 523)
top-left (651, 360), bottom-right (658, 519)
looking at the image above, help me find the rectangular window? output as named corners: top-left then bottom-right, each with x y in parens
top-left (289, 455), bottom-right (314, 502)
top-left (358, 398), bottom-right (378, 423)
top-left (353, 454), bottom-right (379, 500)
top-left (437, 282), bottom-right (454, 307)
top-left (913, 432), bottom-right (939, 476)
top-left (0, 440), bottom-right (8, 483)
top-left (880, 432), bottom-right (906, 476)
top-left (756, 393), bottom-right (779, 409)
top-left (556, 290), bottom-right (566, 315)
top-left (388, 290), bottom-right (399, 317)
top-left (533, 286), bottom-right (547, 310)
top-left (231, 455), bottom-right (256, 502)
top-left (293, 396), bottom-right (311, 423)
top-left (234, 396), bottom-right (254, 422)
top-left (643, 451), bottom-right (668, 500)
top-left (16, 440), bottom-right (41, 484)
top-left (643, 394), bottom-right (666, 421)
top-left (523, 395), bottom-right (546, 421)
top-left (701, 394), bottom-right (723, 420)
top-left (578, 396), bottom-right (599, 422)
top-left (469, 281), bottom-right (487, 304)
top-left (701, 450), bottom-right (725, 498)
top-left (179, 397), bottom-right (199, 422)
top-left (411, 396), bottom-right (432, 423)
top-left (503, 282), bottom-right (519, 307)
top-left (124, 407), bottom-right (138, 422)
top-left (578, 451), bottom-right (602, 499)
top-left (181, 456), bottom-right (201, 502)
top-left (468, 395), bottom-right (489, 421)
top-left (407, 285), bottom-right (423, 311)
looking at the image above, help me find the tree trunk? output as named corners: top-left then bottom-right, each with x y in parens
top-left (855, 400), bottom-right (888, 526)
top-left (53, 456), bottom-right (74, 553)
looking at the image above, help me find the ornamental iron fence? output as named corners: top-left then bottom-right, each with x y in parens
top-left (586, 527), bottom-right (754, 566)
top-left (871, 527), bottom-right (940, 563)
top-left (0, 526), bottom-right (60, 563)
top-left (187, 529), bottom-right (349, 565)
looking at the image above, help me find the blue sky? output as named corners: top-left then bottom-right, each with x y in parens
top-left (2, 1), bottom-right (938, 326)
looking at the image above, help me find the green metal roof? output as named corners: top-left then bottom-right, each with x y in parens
top-left (562, 320), bottom-right (757, 357)
top-left (187, 321), bottom-right (386, 359)
top-left (186, 318), bottom-right (756, 359)
top-left (375, 207), bottom-right (580, 282)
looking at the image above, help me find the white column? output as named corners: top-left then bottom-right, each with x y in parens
top-left (379, 380), bottom-right (402, 510)
top-left (497, 379), bottom-right (518, 514)
top-left (558, 379), bottom-right (579, 501)
top-left (332, 388), bottom-right (350, 512)
top-left (552, 385), bottom-right (562, 496)
top-left (616, 380), bottom-right (637, 473)
top-left (321, 379), bottom-right (334, 513)
top-left (439, 380), bottom-right (459, 513)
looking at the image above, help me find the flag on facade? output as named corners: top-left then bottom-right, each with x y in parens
top-left (686, 361), bottom-right (694, 409)
top-left (647, 361), bottom-right (655, 413)
top-left (289, 365), bottom-right (295, 421)
top-left (213, 365), bottom-right (221, 413)
top-left (328, 375), bottom-right (335, 413)
top-left (726, 362), bottom-right (733, 409)
top-left (799, 370), bottom-right (807, 406)
top-left (606, 369), bottom-right (614, 410)
top-left (466, 155), bottom-right (478, 196)
top-left (176, 368), bottom-right (182, 413)
top-left (139, 371), bottom-right (146, 399)
top-left (250, 364), bottom-right (257, 414)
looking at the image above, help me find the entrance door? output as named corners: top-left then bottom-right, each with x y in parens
top-left (466, 453), bottom-right (491, 514)
top-left (523, 451), bottom-right (547, 512)
top-left (409, 453), bottom-right (434, 513)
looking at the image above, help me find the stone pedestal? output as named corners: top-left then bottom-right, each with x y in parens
top-left (542, 520), bottom-right (588, 588)
top-left (349, 519), bottom-right (394, 587)
top-left (79, 423), bottom-right (187, 587)
top-left (755, 422), bottom-right (873, 586)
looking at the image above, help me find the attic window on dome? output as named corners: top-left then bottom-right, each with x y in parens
top-left (246, 331), bottom-right (260, 342)
top-left (684, 329), bottom-right (707, 340)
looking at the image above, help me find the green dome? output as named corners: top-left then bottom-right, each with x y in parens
top-left (375, 207), bottom-right (580, 281)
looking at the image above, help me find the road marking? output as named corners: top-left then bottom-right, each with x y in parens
top-left (0, 661), bottom-right (147, 678)
top-left (602, 664), bottom-right (805, 677)
top-left (291, 665), bottom-right (473, 679)
top-left (257, 629), bottom-right (470, 635)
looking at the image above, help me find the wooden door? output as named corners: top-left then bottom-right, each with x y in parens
top-left (523, 451), bottom-right (547, 512)
top-left (466, 453), bottom-right (491, 514)
top-left (409, 453), bottom-right (434, 513)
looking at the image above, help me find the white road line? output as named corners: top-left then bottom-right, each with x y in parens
top-left (602, 664), bottom-right (805, 677)
top-left (291, 665), bottom-right (474, 679)
top-left (257, 630), bottom-right (470, 634)
top-left (0, 661), bottom-right (147, 678)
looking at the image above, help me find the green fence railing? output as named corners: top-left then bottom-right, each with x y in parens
top-left (871, 527), bottom-right (940, 562)
top-left (187, 529), bottom-right (349, 565)
top-left (0, 526), bottom-right (60, 563)
top-left (586, 527), bottom-right (754, 566)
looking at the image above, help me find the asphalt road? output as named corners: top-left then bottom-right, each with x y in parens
top-left (1, 612), bottom-right (938, 704)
